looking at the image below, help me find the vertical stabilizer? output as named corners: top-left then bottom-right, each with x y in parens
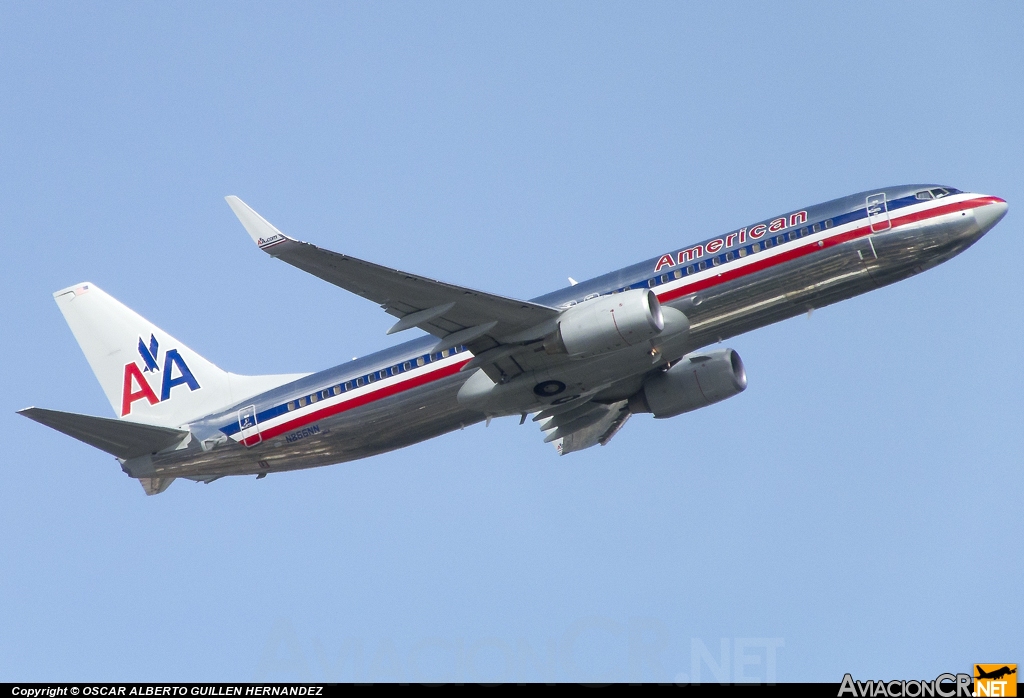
top-left (53, 283), bottom-right (306, 427)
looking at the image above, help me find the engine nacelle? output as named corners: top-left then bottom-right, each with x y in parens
top-left (549, 289), bottom-right (665, 357)
top-left (628, 348), bottom-right (747, 418)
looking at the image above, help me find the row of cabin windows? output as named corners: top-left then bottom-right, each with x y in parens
top-left (648, 219), bottom-right (833, 287)
top-left (285, 346), bottom-right (464, 411)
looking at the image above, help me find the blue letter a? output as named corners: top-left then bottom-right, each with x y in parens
top-left (160, 349), bottom-right (201, 401)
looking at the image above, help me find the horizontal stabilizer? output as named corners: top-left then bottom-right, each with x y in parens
top-left (18, 407), bottom-right (188, 460)
top-left (138, 477), bottom-right (176, 496)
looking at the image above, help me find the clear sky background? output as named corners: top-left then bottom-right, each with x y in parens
top-left (1, 1), bottom-right (1020, 683)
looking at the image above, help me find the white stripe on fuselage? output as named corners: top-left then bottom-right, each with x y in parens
top-left (650, 193), bottom-right (981, 303)
top-left (234, 349), bottom-right (470, 443)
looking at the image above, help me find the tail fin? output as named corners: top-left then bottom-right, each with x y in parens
top-left (53, 283), bottom-right (306, 427)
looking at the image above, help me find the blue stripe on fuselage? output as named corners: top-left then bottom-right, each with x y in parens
top-left (210, 185), bottom-right (952, 440)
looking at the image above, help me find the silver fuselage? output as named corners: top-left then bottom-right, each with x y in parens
top-left (127, 185), bottom-right (1007, 482)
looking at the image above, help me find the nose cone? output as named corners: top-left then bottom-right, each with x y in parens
top-left (975, 196), bottom-right (1008, 234)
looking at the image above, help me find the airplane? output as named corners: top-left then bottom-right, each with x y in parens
top-left (975, 666), bottom-right (1016, 681)
top-left (19, 185), bottom-right (1008, 495)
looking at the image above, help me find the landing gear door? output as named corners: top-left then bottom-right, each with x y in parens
top-left (866, 193), bottom-right (891, 233)
top-left (238, 405), bottom-right (261, 447)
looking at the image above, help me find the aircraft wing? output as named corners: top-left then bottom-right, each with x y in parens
top-left (226, 197), bottom-right (561, 381)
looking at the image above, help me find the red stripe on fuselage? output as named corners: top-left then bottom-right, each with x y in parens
top-left (241, 357), bottom-right (472, 446)
top-left (655, 195), bottom-right (996, 305)
top-left (242, 195), bottom-right (999, 446)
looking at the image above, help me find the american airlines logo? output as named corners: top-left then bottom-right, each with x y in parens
top-left (654, 210), bottom-right (808, 272)
top-left (257, 234), bottom-right (284, 248)
top-left (120, 333), bottom-right (201, 416)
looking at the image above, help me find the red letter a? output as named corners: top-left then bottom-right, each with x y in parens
top-left (121, 363), bottom-right (159, 416)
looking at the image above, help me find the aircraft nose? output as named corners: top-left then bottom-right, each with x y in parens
top-left (974, 196), bottom-right (1008, 233)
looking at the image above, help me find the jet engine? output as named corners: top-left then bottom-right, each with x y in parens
top-left (548, 289), bottom-right (665, 357)
top-left (628, 348), bottom-right (747, 418)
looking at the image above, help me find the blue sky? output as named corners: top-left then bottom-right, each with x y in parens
top-left (1, 1), bottom-right (1020, 682)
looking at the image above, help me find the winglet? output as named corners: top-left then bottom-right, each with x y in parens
top-left (225, 196), bottom-right (294, 253)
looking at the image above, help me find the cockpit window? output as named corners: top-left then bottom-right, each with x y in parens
top-left (930, 188), bottom-right (949, 198)
top-left (916, 190), bottom-right (934, 200)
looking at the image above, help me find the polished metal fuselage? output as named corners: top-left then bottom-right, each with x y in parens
top-left (130, 185), bottom-right (1004, 482)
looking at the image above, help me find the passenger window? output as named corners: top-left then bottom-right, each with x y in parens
top-left (712, 257), bottom-right (720, 266)
top-left (416, 357), bottom-right (425, 367)
top-left (287, 402), bottom-right (295, 411)
top-left (800, 227), bottom-right (808, 236)
top-left (812, 223), bottom-right (821, 233)
top-left (673, 269), bottom-right (682, 279)
top-left (404, 361), bottom-right (412, 370)
top-left (310, 394), bottom-right (318, 403)
top-left (738, 247), bottom-right (747, 257)
top-left (824, 219), bottom-right (833, 229)
top-left (765, 238), bottom-right (773, 248)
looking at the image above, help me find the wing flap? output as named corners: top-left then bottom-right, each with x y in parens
top-left (553, 401), bottom-right (631, 455)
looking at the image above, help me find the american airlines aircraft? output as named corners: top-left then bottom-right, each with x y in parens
top-left (19, 185), bottom-right (1008, 494)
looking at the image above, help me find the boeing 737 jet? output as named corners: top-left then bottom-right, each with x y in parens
top-left (19, 185), bottom-right (1007, 494)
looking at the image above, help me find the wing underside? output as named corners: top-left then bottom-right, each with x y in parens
top-left (226, 196), bottom-right (560, 382)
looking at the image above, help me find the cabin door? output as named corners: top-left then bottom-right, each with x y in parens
top-left (866, 192), bottom-right (891, 233)
top-left (238, 405), bottom-right (261, 447)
